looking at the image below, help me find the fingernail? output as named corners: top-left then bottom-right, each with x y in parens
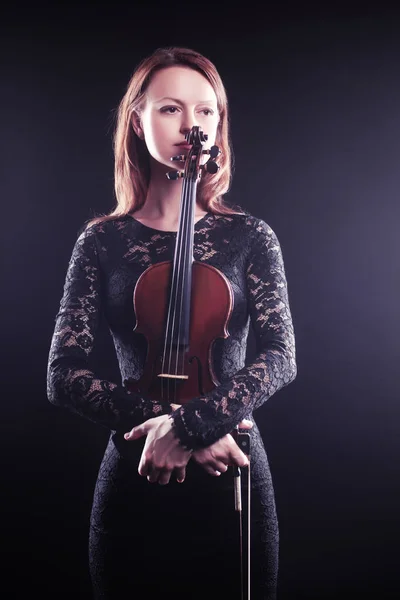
top-left (124, 433), bottom-right (130, 439)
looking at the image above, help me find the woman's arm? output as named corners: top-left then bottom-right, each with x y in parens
top-left (47, 226), bottom-right (171, 432)
top-left (170, 218), bottom-right (297, 450)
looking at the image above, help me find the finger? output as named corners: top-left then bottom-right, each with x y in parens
top-left (238, 419), bottom-right (253, 430)
top-left (138, 449), bottom-right (153, 477)
top-left (147, 467), bottom-right (162, 483)
top-left (124, 422), bottom-right (148, 441)
top-left (201, 464), bottom-right (223, 476)
top-left (230, 449), bottom-right (250, 468)
top-left (175, 466), bottom-right (186, 483)
top-left (213, 460), bottom-right (229, 474)
top-left (158, 468), bottom-right (172, 486)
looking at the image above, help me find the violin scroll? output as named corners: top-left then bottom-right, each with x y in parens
top-left (166, 126), bottom-right (221, 180)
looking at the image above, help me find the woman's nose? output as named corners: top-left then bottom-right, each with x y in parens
top-left (179, 111), bottom-right (197, 135)
top-left (180, 123), bottom-right (195, 136)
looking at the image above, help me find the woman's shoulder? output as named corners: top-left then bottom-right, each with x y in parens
top-left (77, 215), bottom-right (133, 239)
top-left (211, 207), bottom-right (275, 240)
top-left (66, 216), bottom-right (134, 259)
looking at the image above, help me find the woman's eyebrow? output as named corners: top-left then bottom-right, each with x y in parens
top-left (155, 96), bottom-right (215, 105)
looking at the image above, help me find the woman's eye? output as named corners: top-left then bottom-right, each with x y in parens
top-left (160, 106), bottom-right (179, 114)
top-left (200, 109), bottom-right (214, 116)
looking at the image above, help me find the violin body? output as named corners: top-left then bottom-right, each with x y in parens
top-left (127, 259), bottom-right (233, 404)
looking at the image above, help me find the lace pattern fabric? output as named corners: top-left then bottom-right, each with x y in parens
top-left (47, 212), bottom-right (296, 445)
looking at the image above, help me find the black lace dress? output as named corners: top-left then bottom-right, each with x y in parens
top-left (47, 211), bottom-right (297, 600)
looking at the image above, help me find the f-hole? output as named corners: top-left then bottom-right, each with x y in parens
top-left (188, 355), bottom-right (204, 395)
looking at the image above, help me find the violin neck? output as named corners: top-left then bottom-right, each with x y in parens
top-left (168, 178), bottom-right (198, 349)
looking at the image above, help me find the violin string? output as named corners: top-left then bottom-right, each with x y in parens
top-left (175, 171), bottom-right (191, 385)
top-left (160, 248), bottom-right (173, 402)
top-left (162, 183), bottom-right (180, 402)
top-left (161, 185), bottom-right (179, 401)
top-left (162, 141), bottom-right (199, 404)
top-left (172, 172), bottom-right (190, 400)
top-left (161, 171), bottom-right (188, 402)
top-left (171, 152), bottom-right (199, 402)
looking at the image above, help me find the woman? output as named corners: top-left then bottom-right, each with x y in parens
top-left (47, 46), bottom-right (297, 599)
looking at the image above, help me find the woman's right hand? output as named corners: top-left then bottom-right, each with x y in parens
top-left (192, 419), bottom-right (252, 476)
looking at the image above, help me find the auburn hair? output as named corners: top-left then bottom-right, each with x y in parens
top-left (88, 47), bottom-right (243, 227)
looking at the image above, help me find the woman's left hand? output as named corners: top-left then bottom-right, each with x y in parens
top-left (124, 414), bottom-right (192, 485)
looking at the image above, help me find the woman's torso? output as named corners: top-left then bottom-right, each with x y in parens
top-left (96, 212), bottom-right (252, 390)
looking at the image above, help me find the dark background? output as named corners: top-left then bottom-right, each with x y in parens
top-left (2, 3), bottom-right (399, 598)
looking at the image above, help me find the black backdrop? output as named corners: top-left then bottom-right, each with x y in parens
top-left (2, 4), bottom-right (400, 599)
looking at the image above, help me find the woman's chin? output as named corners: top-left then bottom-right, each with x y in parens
top-left (149, 155), bottom-right (184, 178)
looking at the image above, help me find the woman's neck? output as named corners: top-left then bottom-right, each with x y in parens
top-left (132, 159), bottom-right (207, 229)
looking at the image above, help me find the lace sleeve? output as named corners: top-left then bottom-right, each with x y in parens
top-left (171, 219), bottom-right (297, 449)
top-left (46, 226), bottom-right (171, 432)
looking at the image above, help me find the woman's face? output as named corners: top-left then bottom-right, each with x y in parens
top-left (135, 66), bottom-right (220, 172)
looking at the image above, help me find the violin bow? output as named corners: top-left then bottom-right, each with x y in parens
top-left (233, 426), bottom-right (251, 600)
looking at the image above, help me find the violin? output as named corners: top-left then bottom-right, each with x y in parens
top-left (126, 126), bottom-right (251, 599)
top-left (127, 126), bottom-right (232, 404)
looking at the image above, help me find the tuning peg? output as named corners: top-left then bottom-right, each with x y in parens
top-left (166, 170), bottom-right (184, 180)
top-left (171, 154), bottom-right (186, 162)
top-left (202, 145), bottom-right (220, 159)
top-left (206, 160), bottom-right (219, 174)
top-left (200, 160), bottom-right (219, 175)
top-left (209, 145), bottom-right (220, 158)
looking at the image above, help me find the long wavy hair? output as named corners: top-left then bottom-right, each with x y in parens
top-left (88, 47), bottom-right (243, 226)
